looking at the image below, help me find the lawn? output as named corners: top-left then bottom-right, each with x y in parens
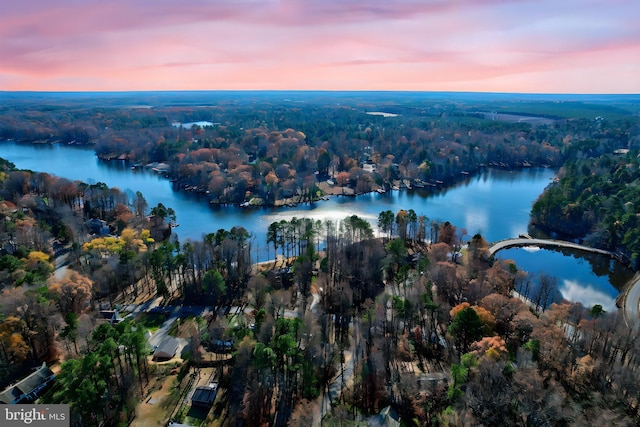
top-left (136, 312), bottom-right (169, 332)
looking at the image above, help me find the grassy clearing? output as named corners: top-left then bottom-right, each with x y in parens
top-left (136, 312), bottom-right (169, 332)
top-left (168, 316), bottom-right (200, 338)
top-left (479, 100), bottom-right (640, 120)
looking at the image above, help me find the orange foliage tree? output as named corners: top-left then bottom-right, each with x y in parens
top-left (471, 336), bottom-right (508, 360)
top-left (0, 315), bottom-right (31, 363)
top-left (450, 302), bottom-right (496, 332)
top-left (49, 271), bottom-right (94, 314)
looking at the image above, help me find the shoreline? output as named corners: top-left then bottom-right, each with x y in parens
top-left (199, 164), bottom-right (553, 209)
top-left (4, 139), bottom-right (552, 210)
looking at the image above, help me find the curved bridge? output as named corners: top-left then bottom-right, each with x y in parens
top-left (488, 237), bottom-right (640, 327)
top-left (487, 237), bottom-right (617, 259)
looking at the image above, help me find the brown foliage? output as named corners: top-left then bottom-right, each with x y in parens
top-left (115, 203), bottom-right (134, 223)
top-left (483, 261), bottom-right (515, 296)
top-left (0, 316), bottom-right (30, 362)
top-left (531, 322), bottom-right (571, 376)
top-left (471, 336), bottom-right (508, 360)
top-left (438, 221), bottom-right (457, 245)
top-left (429, 242), bottom-right (451, 263)
top-left (336, 171), bottom-right (350, 186)
top-left (479, 293), bottom-right (526, 340)
top-left (48, 271), bottom-right (94, 314)
top-left (450, 302), bottom-right (496, 330)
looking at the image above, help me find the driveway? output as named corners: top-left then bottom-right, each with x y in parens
top-left (148, 311), bottom-right (188, 358)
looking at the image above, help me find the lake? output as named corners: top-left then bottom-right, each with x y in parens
top-left (0, 141), bottom-right (557, 247)
top-left (497, 247), bottom-right (635, 311)
top-left (1, 140), bottom-right (633, 308)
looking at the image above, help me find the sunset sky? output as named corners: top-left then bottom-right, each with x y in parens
top-left (1, 0), bottom-right (639, 93)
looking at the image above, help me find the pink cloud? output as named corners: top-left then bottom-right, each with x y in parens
top-left (1, 0), bottom-right (638, 92)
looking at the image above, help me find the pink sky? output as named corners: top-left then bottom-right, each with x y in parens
top-left (1, 0), bottom-right (639, 93)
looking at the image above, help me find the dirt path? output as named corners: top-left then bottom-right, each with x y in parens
top-left (131, 374), bottom-right (178, 427)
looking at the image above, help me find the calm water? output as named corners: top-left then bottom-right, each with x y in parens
top-left (0, 141), bottom-right (555, 245)
top-left (1, 140), bottom-right (633, 308)
top-left (498, 247), bottom-right (635, 311)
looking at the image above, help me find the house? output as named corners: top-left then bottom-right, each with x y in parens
top-left (153, 337), bottom-right (179, 360)
top-left (191, 383), bottom-right (218, 407)
top-left (0, 363), bottom-right (54, 404)
top-left (1, 239), bottom-right (16, 255)
top-left (85, 218), bottom-right (110, 235)
top-left (98, 309), bottom-right (123, 325)
top-left (362, 163), bottom-right (377, 173)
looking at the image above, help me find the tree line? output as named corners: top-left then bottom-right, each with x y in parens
top-left (6, 94), bottom-right (637, 208)
top-left (3, 158), bottom-right (640, 424)
top-left (531, 149), bottom-right (640, 268)
top-left (1, 93), bottom-right (640, 424)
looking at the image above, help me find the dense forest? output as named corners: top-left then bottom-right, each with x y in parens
top-left (1, 156), bottom-right (640, 426)
top-left (2, 92), bottom-right (640, 426)
top-left (2, 92), bottom-right (638, 206)
top-left (531, 151), bottom-right (640, 269)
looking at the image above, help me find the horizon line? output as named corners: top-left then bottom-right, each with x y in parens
top-left (1, 89), bottom-right (639, 97)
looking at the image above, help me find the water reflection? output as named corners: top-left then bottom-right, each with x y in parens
top-left (2, 140), bottom-right (632, 306)
top-left (559, 279), bottom-right (617, 311)
top-left (1, 141), bottom-right (556, 246)
top-left (498, 247), bottom-right (634, 309)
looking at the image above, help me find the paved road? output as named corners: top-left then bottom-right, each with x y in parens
top-left (53, 251), bottom-right (71, 280)
top-left (317, 347), bottom-right (356, 426)
top-left (122, 303), bottom-right (210, 357)
top-left (123, 297), bottom-right (164, 316)
top-left (619, 273), bottom-right (640, 327)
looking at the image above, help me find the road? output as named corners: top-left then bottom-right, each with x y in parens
top-left (307, 287), bottom-right (358, 426)
top-left (317, 345), bottom-right (356, 426)
top-left (122, 303), bottom-right (210, 357)
top-left (619, 273), bottom-right (640, 327)
top-left (309, 288), bottom-right (321, 314)
top-left (53, 251), bottom-right (71, 280)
